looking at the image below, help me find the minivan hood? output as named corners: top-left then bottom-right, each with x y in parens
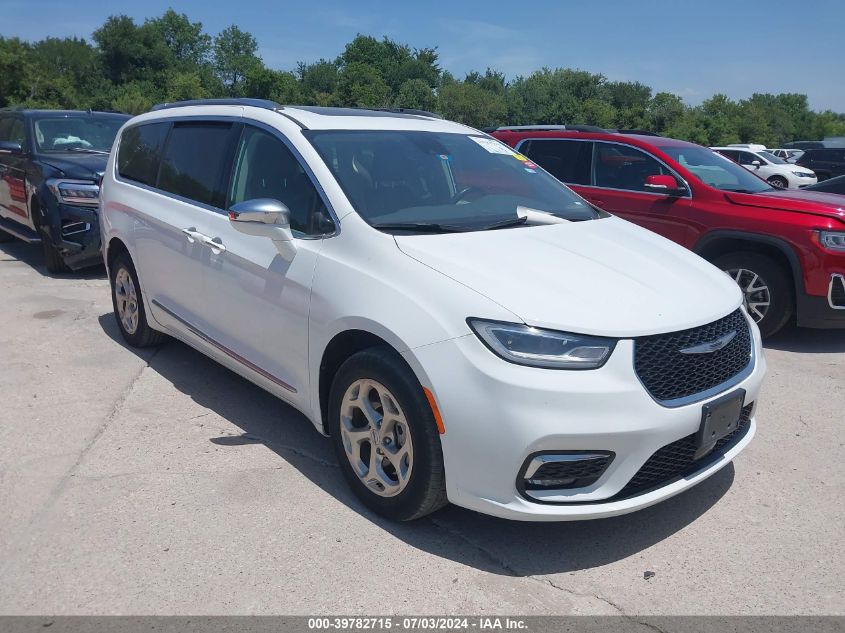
top-left (725, 189), bottom-right (845, 220)
top-left (395, 216), bottom-right (742, 337)
top-left (36, 152), bottom-right (108, 180)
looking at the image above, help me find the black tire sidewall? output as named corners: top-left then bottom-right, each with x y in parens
top-left (109, 253), bottom-right (154, 346)
top-left (768, 176), bottom-right (788, 189)
top-left (714, 252), bottom-right (793, 338)
top-left (328, 347), bottom-right (446, 521)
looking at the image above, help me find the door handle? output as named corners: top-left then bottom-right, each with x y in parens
top-left (201, 235), bottom-right (226, 254)
top-left (181, 227), bottom-right (204, 243)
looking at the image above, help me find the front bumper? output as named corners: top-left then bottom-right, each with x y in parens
top-left (42, 202), bottom-right (102, 270)
top-left (404, 312), bottom-right (766, 521)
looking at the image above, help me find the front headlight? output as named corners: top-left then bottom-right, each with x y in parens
top-left (791, 171), bottom-right (813, 178)
top-left (819, 231), bottom-right (845, 251)
top-left (467, 319), bottom-right (616, 369)
top-left (46, 179), bottom-right (99, 207)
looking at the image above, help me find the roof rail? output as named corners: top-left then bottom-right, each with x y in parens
top-left (151, 98), bottom-right (283, 112)
top-left (612, 129), bottom-right (662, 137)
top-left (492, 124), bottom-right (608, 133)
top-left (360, 107), bottom-right (441, 119)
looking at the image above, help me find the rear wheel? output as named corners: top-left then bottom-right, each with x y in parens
top-left (329, 347), bottom-right (447, 521)
top-left (714, 252), bottom-right (793, 338)
top-left (767, 175), bottom-right (788, 189)
top-left (109, 252), bottom-right (167, 347)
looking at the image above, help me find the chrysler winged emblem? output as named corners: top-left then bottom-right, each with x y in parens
top-left (679, 330), bottom-right (737, 354)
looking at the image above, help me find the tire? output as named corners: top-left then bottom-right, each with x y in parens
top-left (109, 252), bottom-right (167, 347)
top-left (714, 252), bottom-right (793, 338)
top-left (41, 233), bottom-right (71, 273)
top-left (328, 346), bottom-right (448, 521)
top-left (767, 175), bottom-right (788, 189)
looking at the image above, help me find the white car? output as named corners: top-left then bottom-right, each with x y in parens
top-left (768, 148), bottom-right (805, 162)
top-left (100, 100), bottom-right (766, 521)
top-left (712, 147), bottom-right (816, 188)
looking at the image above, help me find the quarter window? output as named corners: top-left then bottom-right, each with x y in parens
top-left (519, 139), bottom-right (593, 185)
top-left (229, 126), bottom-right (330, 235)
top-left (0, 117), bottom-right (25, 146)
top-left (117, 123), bottom-right (170, 186)
top-left (157, 122), bottom-right (234, 208)
top-left (592, 144), bottom-right (669, 192)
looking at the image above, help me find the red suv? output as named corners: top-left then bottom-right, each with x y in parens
top-left (491, 127), bottom-right (845, 337)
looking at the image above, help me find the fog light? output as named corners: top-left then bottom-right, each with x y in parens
top-left (519, 452), bottom-right (614, 494)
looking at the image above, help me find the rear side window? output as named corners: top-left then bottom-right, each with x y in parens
top-left (117, 123), bottom-right (169, 186)
top-left (519, 139), bottom-right (593, 185)
top-left (157, 122), bottom-right (234, 208)
top-left (593, 143), bottom-right (670, 192)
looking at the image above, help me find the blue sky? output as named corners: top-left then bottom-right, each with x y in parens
top-left (3, 0), bottom-right (844, 111)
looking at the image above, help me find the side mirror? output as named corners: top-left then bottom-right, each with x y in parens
top-left (644, 174), bottom-right (685, 196)
top-left (228, 198), bottom-right (297, 260)
top-left (751, 160), bottom-right (761, 168)
top-left (0, 141), bottom-right (23, 155)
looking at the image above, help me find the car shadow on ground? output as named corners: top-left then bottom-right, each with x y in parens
top-left (98, 313), bottom-right (735, 577)
top-left (0, 239), bottom-right (106, 280)
top-left (763, 323), bottom-right (845, 353)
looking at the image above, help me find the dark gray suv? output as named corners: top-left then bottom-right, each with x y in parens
top-left (0, 109), bottom-right (129, 272)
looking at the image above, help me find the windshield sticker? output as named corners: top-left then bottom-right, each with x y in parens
top-left (438, 154), bottom-right (452, 161)
top-left (470, 137), bottom-right (517, 155)
top-left (524, 168), bottom-right (537, 174)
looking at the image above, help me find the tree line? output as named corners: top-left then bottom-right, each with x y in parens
top-left (2, 9), bottom-right (844, 147)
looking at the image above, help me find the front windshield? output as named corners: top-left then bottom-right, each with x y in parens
top-left (662, 146), bottom-right (774, 193)
top-left (33, 115), bottom-right (126, 153)
top-left (759, 151), bottom-right (787, 164)
top-left (306, 130), bottom-right (599, 230)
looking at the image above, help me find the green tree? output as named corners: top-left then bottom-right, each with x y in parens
top-left (335, 61), bottom-right (391, 108)
top-left (395, 78), bottom-right (436, 111)
top-left (213, 25), bottom-right (261, 96)
top-left (438, 81), bottom-right (507, 128)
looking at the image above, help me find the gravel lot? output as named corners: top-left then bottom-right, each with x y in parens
top-left (0, 239), bottom-right (842, 616)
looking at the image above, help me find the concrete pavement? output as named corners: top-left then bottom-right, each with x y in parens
top-left (0, 239), bottom-right (842, 615)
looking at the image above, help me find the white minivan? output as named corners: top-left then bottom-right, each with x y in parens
top-left (100, 100), bottom-right (766, 521)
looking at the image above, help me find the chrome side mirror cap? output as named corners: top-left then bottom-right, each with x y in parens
top-left (228, 198), bottom-right (291, 226)
top-left (227, 198), bottom-right (297, 261)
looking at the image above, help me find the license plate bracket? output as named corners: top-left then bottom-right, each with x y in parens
top-left (696, 389), bottom-right (745, 460)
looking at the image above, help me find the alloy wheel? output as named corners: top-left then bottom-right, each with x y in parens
top-left (114, 267), bottom-right (140, 335)
top-left (339, 379), bottom-right (413, 497)
top-left (725, 267), bottom-right (770, 322)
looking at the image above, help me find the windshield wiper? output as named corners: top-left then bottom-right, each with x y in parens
top-left (66, 147), bottom-right (109, 155)
top-left (479, 216), bottom-right (529, 231)
top-left (371, 222), bottom-right (468, 233)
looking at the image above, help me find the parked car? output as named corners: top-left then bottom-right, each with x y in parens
top-left (101, 99), bottom-right (766, 522)
top-left (802, 173), bottom-right (845, 195)
top-left (794, 148), bottom-right (845, 181)
top-left (0, 108), bottom-right (129, 271)
top-left (768, 148), bottom-right (804, 162)
top-left (783, 141), bottom-right (825, 150)
top-left (726, 143), bottom-right (768, 152)
top-left (490, 127), bottom-right (845, 337)
top-left (712, 147), bottom-right (816, 189)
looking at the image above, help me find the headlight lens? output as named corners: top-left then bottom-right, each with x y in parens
top-left (46, 179), bottom-right (99, 207)
top-left (791, 171), bottom-right (813, 177)
top-left (468, 319), bottom-right (616, 369)
top-left (819, 231), bottom-right (845, 251)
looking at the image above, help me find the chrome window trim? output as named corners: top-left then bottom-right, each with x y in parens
top-left (114, 114), bottom-right (340, 239)
top-left (515, 137), bottom-right (693, 199)
top-left (632, 311), bottom-right (756, 409)
top-left (828, 274), bottom-right (845, 310)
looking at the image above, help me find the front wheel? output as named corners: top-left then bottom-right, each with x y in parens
top-left (41, 234), bottom-right (70, 273)
top-left (714, 252), bottom-right (793, 338)
top-left (767, 175), bottom-right (788, 189)
top-left (329, 347), bottom-right (447, 521)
